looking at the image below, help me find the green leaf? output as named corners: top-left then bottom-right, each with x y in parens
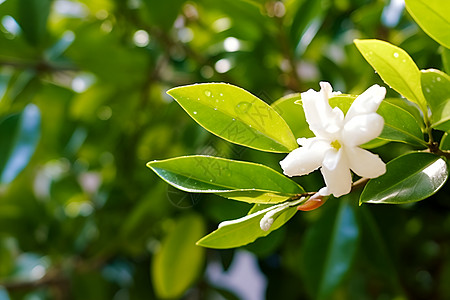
top-left (354, 39), bottom-right (427, 114)
top-left (301, 197), bottom-right (360, 300)
top-left (358, 207), bottom-right (404, 295)
top-left (421, 69), bottom-right (450, 131)
top-left (16, 0), bottom-right (51, 46)
top-left (329, 95), bottom-right (426, 147)
top-left (0, 104), bottom-right (41, 185)
top-left (440, 132), bottom-right (450, 150)
top-left (167, 83), bottom-right (297, 153)
top-left (271, 93), bottom-right (314, 139)
top-left (360, 152), bottom-right (448, 204)
top-left (147, 155), bottom-right (305, 204)
top-left (405, 0), bottom-right (450, 49)
top-left (443, 48), bottom-right (450, 74)
top-left (196, 202), bottom-right (297, 249)
top-left (151, 214), bottom-right (205, 299)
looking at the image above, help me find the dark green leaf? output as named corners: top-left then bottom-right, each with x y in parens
top-left (302, 197), bottom-right (360, 300)
top-left (405, 0), bottom-right (450, 49)
top-left (16, 0), bottom-right (51, 46)
top-left (196, 203), bottom-right (297, 249)
top-left (0, 104), bottom-right (41, 184)
top-left (354, 39), bottom-right (428, 114)
top-left (167, 83), bottom-right (297, 153)
top-left (421, 69), bottom-right (450, 131)
top-left (147, 155), bottom-right (304, 204)
top-left (151, 214), bottom-right (206, 299)
top-left (360, 152), bottom-right (448, 204)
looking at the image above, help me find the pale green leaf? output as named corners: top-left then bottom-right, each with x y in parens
top-left (152, 214), bottom-right (205, 299)
top-left (271, 93), bottom-right (314, 139)
top-left (167, 83), bottom-right (297, 153)
top-left (354, 39), bottom-right (427, 114)
top-left (405, 0), bottom-right (450, 49)
top-left (196, 203), bottom-right (297, 249)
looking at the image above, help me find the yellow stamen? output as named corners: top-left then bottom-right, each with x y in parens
top-left (331, 140), bottom-right (341, 150)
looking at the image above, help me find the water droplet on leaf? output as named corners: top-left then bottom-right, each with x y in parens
top-left (235, 101), bottom-right (252, 113)
top-left (193, 111), bottom-right (197, 114)
top-left (204, 90), bottom-right (212, 97)
top-left (393, 52), bottom-right (399, 58)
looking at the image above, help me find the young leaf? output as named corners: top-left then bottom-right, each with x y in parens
top-left (360, 152), bottom-right (448, 204)
top-left (196, 203), bottom-right (297, 249)
top-left (152, 214), bottom-right (205, 299)
top-left (354, 39), bottom-right (428, 114)
top-left (301, 197), bottom-right (360, 300)
top-left (329, 95), bottom-right (426, 148)
top-left (0, 104), bottom-right (41, 185)
top-left (147, 155), bottom-right (305, 204)
top-left (270, 93), bottom-right (314, 139)
top-left (405, 0), bottom-right (450, 49)
top-left (167, 83), bottom-right (297, 153)
top-left (421, 69), bottom-right (450, 131)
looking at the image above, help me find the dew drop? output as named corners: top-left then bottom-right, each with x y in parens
top-left (204, 90), bottom-right (212, 97)
top-left (393, 52), bottom-right (399, 58)
top-left (235, 101), bottom-right (252, 113)
top-left (425, 88), bottom-right (431, 93)
top-left (232, 118), bottom-right (235, 121)
top-left (193, 111), bottom-right (197, 114)
top-left (437, 77), bottom-right (441, 82)
top-left (219, 93), bottom-right (223, 96)
top-left (214, 108), bottom-right (217, 111)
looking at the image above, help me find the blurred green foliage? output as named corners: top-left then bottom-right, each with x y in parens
top-left (0, 0), bottom-right (449, 299)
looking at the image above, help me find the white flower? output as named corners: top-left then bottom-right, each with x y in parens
top-left (280, 82), bottom-right (387, 197)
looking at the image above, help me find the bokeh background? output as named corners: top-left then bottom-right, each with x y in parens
top-left (0, 0), bottom-right (449, 299)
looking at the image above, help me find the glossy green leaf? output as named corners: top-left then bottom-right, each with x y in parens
top-left (440, 132), bottom-right (450, 150)
top-left (0, 104), bottom-right (41, 185)
top-left (16, 0), bottom-right (51, 46)
top-left (271, 93), bottom-right (314, 139)
top-left (329, 95), bottom-right (426, 147)
top-left (152, 214), bottom-right (205, 299)
top-left (360, 152), bottom-right (448, 204)
top-left (147, 155), bottom-right (305, 204)
top-left (354, 39), bottom-right (427, 113)
top-left (302, 197), bottom-right (360, 300)
top-left (421, 69), bottom-right (450, 131)
top-left (405, 0), bottom-right (450, 49)
top-left (196, 203), bottom-right (297, 249)
top-left (167, 83), bottom-right (297, 153)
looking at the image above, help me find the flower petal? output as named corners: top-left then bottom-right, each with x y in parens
top-left (280, 138), bottom-right (330, 177)
top-left (342, 113), bottom-right (384, 147)
top-left (345, 84), bottom-right (386, 121)
top-left (346, 146), bottom-right (386, 178)
top-left (320, 149), bottom-right (352, 197)
top-left (301, 82), bottom-right (344, 139)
